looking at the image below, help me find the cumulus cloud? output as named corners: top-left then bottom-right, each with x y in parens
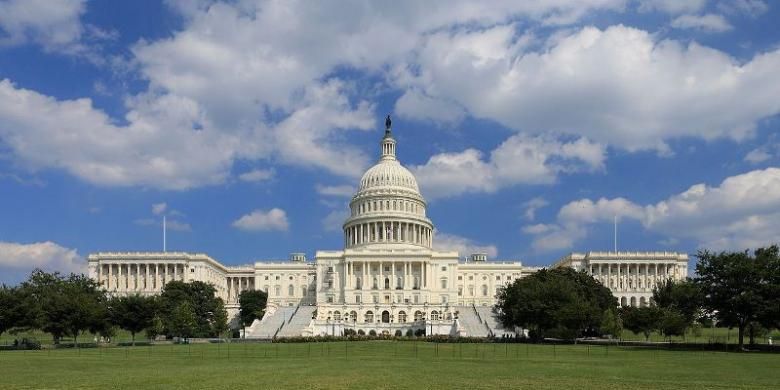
top-left (232, 208), bottom-right (289, 232)
top-left (239, 168), bottom-right (275, 183)
top-left (0, 241), bottom-right (85, 275)
top-left (0, 0), bottom-right (85, 51)
top-left (525, 167), bottom-right (780, 251)
top-left (412, 134), bottom-right (605, 199)
top-left (433, 232), bottom-right (498, 257)
top-left (402, 24), bottom-right (780, 153)
top-left (670, 14), bottom-right (733, 32)
top-left (321, 209), bottom-right (349, 232)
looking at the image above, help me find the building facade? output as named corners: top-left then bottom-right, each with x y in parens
top-left (87, 119), bottom-right (688, 337)
top-left (553, 251), bottom-right (689, 307)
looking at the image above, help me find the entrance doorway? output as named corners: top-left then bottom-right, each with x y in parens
top-left (381, 310), bottom-right (390, 323)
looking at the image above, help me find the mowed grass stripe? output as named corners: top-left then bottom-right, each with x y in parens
top-left (1, 342), bottom-right (779, 389)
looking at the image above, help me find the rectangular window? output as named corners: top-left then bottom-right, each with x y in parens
top-left (414, 295), bottom-right (419, 304)
top-left (327, 296), bottom-right (334, 303)
top-left (441, 266), bottom-right (447, 271)
top-left (355, 295), bottom-right (361, 303)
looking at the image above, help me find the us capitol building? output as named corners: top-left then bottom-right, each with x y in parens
top-left (87, 118), bottom-right (689, 338)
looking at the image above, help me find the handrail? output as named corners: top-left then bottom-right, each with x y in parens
top-left (288, 305), bottom-right (300, 325)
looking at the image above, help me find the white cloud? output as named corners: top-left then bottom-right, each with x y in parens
top-left (0, 0), bottom-right (85, 51)
top-left (152, 202), bottom-right (167, 215)
top-left (433, 232), bottom-right (498, 257)
top-left (316, 184), bottom-right (355, 197)
top-left (670, 14), bottom-right (733, 32)
top-left (526, 167), bottom-right (780, 251)
top-left (239, 168), bottom-right (274, 183)
top-left (411, 134), bottom-right (605, 199)
top-left (0, 241), bottom-right (84, 275)
top-left (403, 24), bottom-right (780, 153)
top-left (744, 144), bottom-right (778, 164)
top-left (637, 0), bottom-right (707, 14)
top-left (165, 220), bottom-right (192, 232)
top-left (395, 89), bottom-right (465, 125)
top-left (717, 0), bottom-right (768, 17)
top-left (232, 208), bottom-right (289, 232)
top-left (523, 197), bottom-right (549, 221)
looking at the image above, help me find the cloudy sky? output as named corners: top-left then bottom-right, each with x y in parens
top-left (1, 0), bottom-right (779, 284)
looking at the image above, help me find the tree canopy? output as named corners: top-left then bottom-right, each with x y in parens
top-left (239, 289), bottom-right (268, 331)
top-left (496, 267), bottom-right (617, 340)
top-left (696, 246), bottom-right (780, 349)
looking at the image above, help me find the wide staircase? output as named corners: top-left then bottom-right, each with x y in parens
top-left (475, 306), bottom-right (513, 337)
top-left (454, 305), bottom-right (490, 337)
top-left (245, 305), bottom-right (297, 339)
top-left (277, 306), bottom-right (316, 338)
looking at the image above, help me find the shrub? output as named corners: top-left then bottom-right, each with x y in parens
top-left (414, 329), bottom-right (425, 337)
top-left (405, 329), bottom-right (414, 337)
top-left (357, 329), bottom-right (365, 336)
top-left (394, 330), bottom-right (402, 337)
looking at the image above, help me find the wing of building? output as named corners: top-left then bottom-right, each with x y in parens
top-left (87, 119), bottom-right (688, 338)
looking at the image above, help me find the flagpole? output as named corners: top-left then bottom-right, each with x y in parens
top-left (613, 215), bottom-right (617, 253)
top-left (163, 215), bottom-right (167, 253)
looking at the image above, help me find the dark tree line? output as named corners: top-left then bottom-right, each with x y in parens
top-left (497, 246), bottom-right (780, 351)
top-left (0, 270), bottom-right (230, 345)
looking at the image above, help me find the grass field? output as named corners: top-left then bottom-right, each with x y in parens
top-left (1, 341), bottom-right (779, 389)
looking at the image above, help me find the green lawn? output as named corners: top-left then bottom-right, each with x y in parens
top-left (1, 341), bottom-right (778, 389)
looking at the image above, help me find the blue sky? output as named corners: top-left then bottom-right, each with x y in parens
top-left (1, 0), bottom-right (780, 284)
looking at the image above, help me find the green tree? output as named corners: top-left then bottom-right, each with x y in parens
top-left (168, 301), bottom-right (196, 339)
top-left (159, 281), bottom-right (226, 338)
top-left (0, 285), bottom-right (22, 337)
top-left (652, 279), bottom-right (703, 325)
top-left (496, 268), bottom-right (617, 340)
top-left (108, 295), bottom-right (158, 345)
top-left (601, 308), bottom-right (622, 339)
top-left (238, 289), bottom-right (267, 336)
top-left (620, 306), bottom-right (661, 341)
top-left (16, 270), bottom-right (108, 346)
top-left (657, 308), bottom-right (688, 341)
top-left (696, 248), bottom-right (773, 350)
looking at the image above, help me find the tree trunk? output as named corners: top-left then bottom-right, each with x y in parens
top-left (131, 332), bottom-right (135, 347)
top-left (738, 322), bottom-right (745, 351)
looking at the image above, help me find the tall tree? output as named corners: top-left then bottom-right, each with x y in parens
top-left (496, 267), bottom-right (617, 340)
top-left (168, 301), bottom-right (196, 339)
top-left (239, 289), bottom-right (267, 336)
top-left (696, 249), bottom-right (769, 350)
top-left (159, 281), bottom-right (227, 338)
top-left (0, 285), bottom-right (22, 338)
top-left (109, 295), bottom-right (158, 345)
top-left (652, 279), bottom-right (703, 325)
top-left (620, 306), bottom-right (661, 341)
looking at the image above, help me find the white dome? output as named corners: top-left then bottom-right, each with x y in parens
top-left (358, 159), bottom-right (420, 194)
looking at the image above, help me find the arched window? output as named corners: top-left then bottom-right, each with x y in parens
top-left (413, 276), bottom-right (420, 289)
top-left (630, 297), bottom-right (637, 307)
top-left (288, 285), bottom-right (294, 296)
top-left (365, 311), bottom-right (374, 323)
top-left (334, 311), bottom-right (342, 321)
top-left (263, 285), bottom-right (269, 293)
top-left (349, 311), bottom-right (357, 322)
top-left (620, 297), bottom-right (628, 306)
top-left (373, 277), bottom-right (378, 290)
top-left (396, 277), bottom-right (402, 289)
top-left (274, 285), bottom-right (280, 296)
top-left (440, 278), bottom-right (448, 289)
top-left (481, 285), bottom-right (488, 296)
top-left (431, 311), bottom-right (440, 321)
top-left (384, 277), bottom-right (390, 290)
top-left (301, 286), bottom-right (307, 296)
top-left (381, 310), bottom-right (390, 323)
top-left (356, 277), bottom-right (362, 290)
top-left (398, 311), bottom-right (407, 323)
top-left (414, 311), bottom-right (424, 321)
